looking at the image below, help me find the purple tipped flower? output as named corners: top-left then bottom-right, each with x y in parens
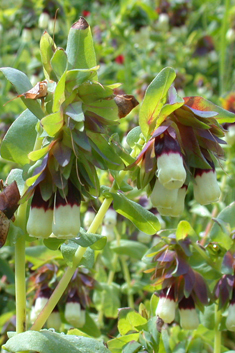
top-left (193, 164), bottom-right (220, 205)
top-left (65, 289), bottom-right (86, 328)
top-left (52, 183), bottom-right (81, 239)
top-left (178, 296), bottom-right (199, 330)
top-left (156, 287), bottom-right (176, 324)
top-left (27, 186), bottom-right (53, 239)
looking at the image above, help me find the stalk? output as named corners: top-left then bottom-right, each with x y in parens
top-left (214, 304), bottom-right (222, 353)
top-left (14, 200), bottom-right (28, 334)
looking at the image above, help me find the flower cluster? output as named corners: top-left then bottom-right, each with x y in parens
top-left (145, 234), bottom-right (208, 330)
top-left (133, 89), bottom-right (228, 216)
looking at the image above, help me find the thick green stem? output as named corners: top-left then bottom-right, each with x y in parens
top-left (120, 256), bottom-right (134, 308)
top-left (14, 201), bottom-right (28, 334)
top-left (214, 304), bottom-right (222, 353)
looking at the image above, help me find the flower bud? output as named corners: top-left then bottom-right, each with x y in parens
top-left (157, 13), bottom-right (169, 32)
top-left (156, 288), bottom-right (176, 324)
top-left (178, 296), bottom-right (199, 330)
top-left (155, 133), bottom-right (186, 190)
top-left (65, 291), bottom-right (86, 328)
top-left (226, 28), bottom-right (235, 43)
top-left (150, 179), bottom-right (178, 209)
top-left (193, 167), bottom-right (220, 205)
top-left (104, 208), bottom-right (117, 227)
top-left (226, 290), bottom-right (235, 332)
top-left (47, 307), bottom-right (61, 330)
top-left (101, 224), bottom-right (115, 242)
top-left (27, 187), bottom-right (53, 239)
top-left (52, 184), bottom-right (81, 239)
top-left (38, 12), bottom-right (50, 29)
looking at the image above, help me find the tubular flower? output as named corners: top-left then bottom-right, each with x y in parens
top-left (27, 186), bottom-right (53, 239)
top-left (150, 179), bottom-right (178, 209)
top-left (156, 287), bottom-right (176, 324)
top-left (226, 289), bottom-right (235, 332)
top-left (47, 306), bottom-right (61, 331)
top-left (52, 183), bottom-right (81, 239)
top-left (130, 87), bottom-right (232, 216)
top-left (193, 163), bottom-right (220, 205)
top-left (178, 296), bottom-right (199, 330)
top-left (155, 133), bottom-right (186, 190)
top-left (83, 208), bottom-right (96, 230)
top-left (65, 289), bottom-right (86, 328)
top-left (157, 185), bottom-right (187, 217)
top-left (31, 287), bottom-right (52, 323)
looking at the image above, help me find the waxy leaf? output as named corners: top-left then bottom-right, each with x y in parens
top-left (28, 144), bottom-right (52, 162)
top-left (209, 202), bottom-right (235, 250)
top-left (41, 111), bottom-right (64, 136)
top-left (65, 101), bottom-right (85, 122)
top-left (3, 330), bottom-right (110, 353)
top-left (40, 31), bottom-right (57, 81)
top-left (107, 333), bottom-right (140, 353)
top-left (1, 109), bottom-right (38, 165)
top-left (184, 96), bottom-right (235, 123)
top-left (61, 240), bottom-right (94, 268)
top-left (118, 308), bottom-right (147, 336)
top-left (74, 231), bottom-right (107, 250)
top-left (139, 67), bottom-right (176, 138)
top-left (53, 71), bottom-right (66, 112)
top-left (110, 240), bottom-right (148, 259)
top-left (112, 193), bottom-right (160, 235)
top-left (50, 47), bottom-right (68, 79)
top-left (176, 221), bottom-right (196, 241)
top-left (0, 67), bottom-right (45, 119)
top-left (66, 17), bottom-right (97, 80)
top-left (66, 67), bottom-right (99, 92)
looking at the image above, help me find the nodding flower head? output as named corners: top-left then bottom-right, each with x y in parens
top-left (156, 286), bottom-right (176, 324)
top-left (178, 295), bottom-right (199, 330)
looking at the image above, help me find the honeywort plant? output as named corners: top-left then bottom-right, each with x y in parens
top-left (1, 15), bottom-right (235, 353)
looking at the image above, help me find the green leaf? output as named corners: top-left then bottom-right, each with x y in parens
top-left (74, 231), bottom-right (107, 250)
top-left (0, 258), bottom-right (15, 283)
top-left (66, 18), bottom-right (97, 80)
top-left (99, 283), bottom-right (120, 318)
top-left (139, 68), bottom-right (176, 138)
top-left (65, 101), bottom-right (85, 122)
top-left (28, 144), bottom-right (51, 161)
top-left (6, 168), bottom-right (25, 196)
top-left (0, 67), bottom-right (45, 119)
top-left (107, 333), bottom-right (140, 353)
top-left (122, 341), bottom-right (142, 353)
top-left (184, 96), bottom-right (235, 124)
top-left (40, 31), bottom-right (57, 81)
top-left (51, 48), bottom-right (68, 79)
top-left (209, 202), bottom-right (235, 250)
top-left (118, 308), bottom-right (147, 336)
top-left (176, 221), bottom-right (196, 241)
top-left (3, 330), bottom-right (111, 353)
top-left (199, 304), bottom-right (215, 330)
top-left (74, 312), bottom-right (101, 338)
top-left (41, 112), bottom-right (64, 136)
top-left (43, 238), bottom-right (65, 250)
top-left (112, 193), bottom-right (160, 235)
top-left (66, 68), bottom-right (99, 91)
top-left (126, 126), bottom-right (142, 148)
top-left (110, 240), bottom-right (148, 259)
top-left (60, 240), bottom-right (94, 268)
top-left (25, 246), bottom-right (62, 269)
top-left (1, 109), bottom-right (38, 165)
top-left (53, 71), bottom-right (66, 112)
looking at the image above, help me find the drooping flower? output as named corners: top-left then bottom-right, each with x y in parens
top-left (52, 183), bottom-right (81, 239)
top-left (193, 163), bottom-right (220, 205)
top-left (150, 179), bottom-right (178, 209)
top-left (226, 288), bottom-right (235, 332)
top-left (156, 287), bottom-right (176, 324)
top-left (65, 289), bottom-right (86, 328)
top-left (83, 207), bottom-right (96, 230)
top-left (27, 186), bottom-right (53, 239)
top-left (157, 185), bottom-right (187, 217)
top-left (31, 287), bottom-right (52, 324)
top-left (155, 132), bottom-right (186, 190)
top-left (46, 306), bottom-right (61, 331)
top-left (178, 296), bottom-right (199, 330)
top-left (103, 208), bottom-right (117, 227)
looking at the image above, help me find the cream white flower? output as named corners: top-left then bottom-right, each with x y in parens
top-left (157, 153), bottom-right (186, 190)
top-left (226, 303), bottom-right (235, 331)
top-left (150, 179), bottom-right (178, 209)
top-left (104, 209), bottom-right (117, 227)
top-left (156, 296), bottom-right (176, 324)
top-left (194, 169), bottom-right (220, 205)
top-left (179, 308), bottom-right (199, 330)
top-left (65, 302), bottom-right (86, 328)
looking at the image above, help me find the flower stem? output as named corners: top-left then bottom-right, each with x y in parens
top-left (214, 304), bottom-right (222, 353)
top-left (14, 201), bottom-right (28, 334)
top-left (120, 256), bottom-right (134, 308)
